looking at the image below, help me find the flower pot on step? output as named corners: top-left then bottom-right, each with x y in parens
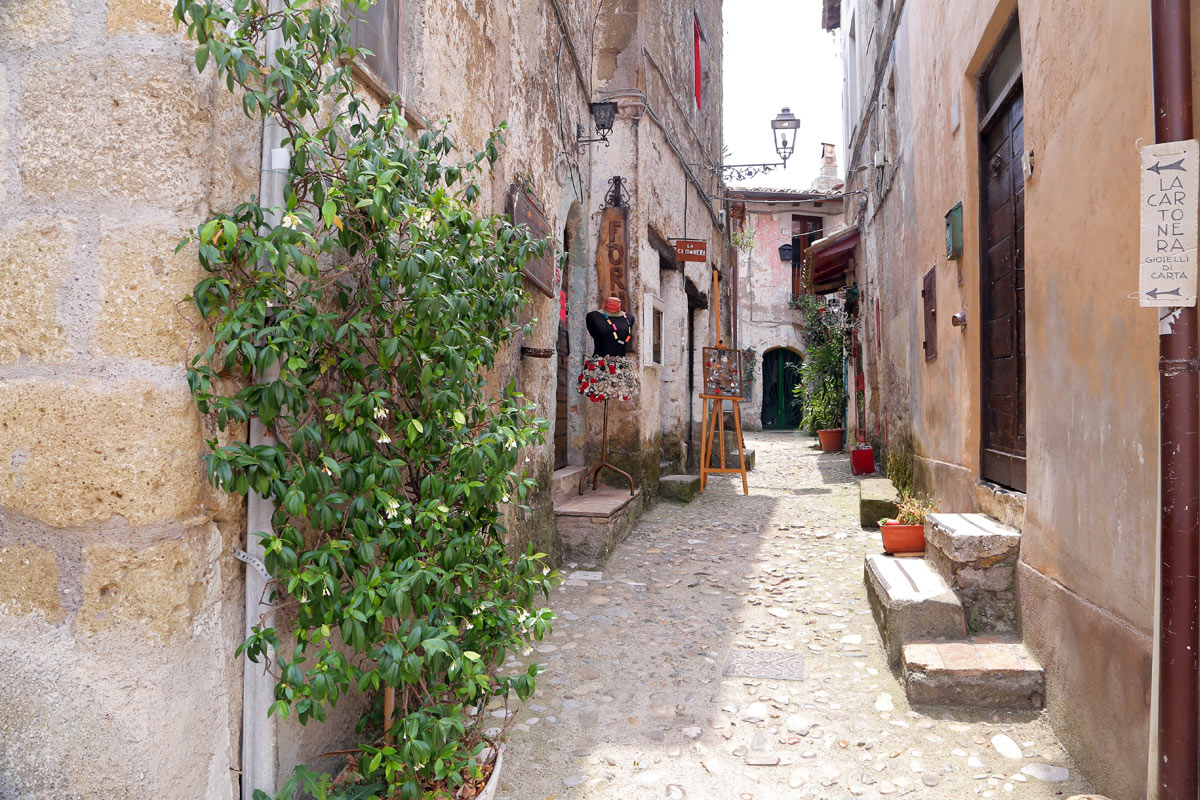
top-left (880, 521), bottom-right (926, 555)
top-left (476, 746), bottom-right (504, 800)
top-left (817, 428), bottom-right (845, 452)
top-left (850, 445), bottom-right (875, 475)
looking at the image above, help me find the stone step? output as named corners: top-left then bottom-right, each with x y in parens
top-left (554, 488), bottom-right (644, 566)
top-left (925, 513), bottom-right (1020, 635)
top-left (902, 639), bottom-right (1045, 710)
top-left (864, 553), bottom-right (966, 666)
top-left (551, 465), bottom-right (590, 508)
top-left (659, 474), bottom-right (701, 503)
top-left (859, 477), bottom-right (900, 528)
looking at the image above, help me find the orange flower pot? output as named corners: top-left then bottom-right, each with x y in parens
top-left (880, 521), bottom-right (926, 555)
top-left (817, 428), bottom-right (845, 452)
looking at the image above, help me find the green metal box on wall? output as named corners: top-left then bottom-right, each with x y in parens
top-left (945, 202), bottom-right (963, 260)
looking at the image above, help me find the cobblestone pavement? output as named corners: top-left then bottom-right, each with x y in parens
top-left (494, 432), bottom-right (1096, 799)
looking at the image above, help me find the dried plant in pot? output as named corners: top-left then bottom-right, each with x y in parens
top-left (879, 495), bottom-right (939, 555)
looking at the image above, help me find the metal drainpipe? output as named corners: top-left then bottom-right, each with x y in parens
top-left (1150, 0), bottom-right (1200, 797)
top-left (241, 1), bottom-right (287, 796)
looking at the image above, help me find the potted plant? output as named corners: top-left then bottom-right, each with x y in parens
top-left (175, 3), bottom-right (556, 797)
top-left (793, 296), bottom-right (848, 451)
top-left (879, 495), bottom-right (940, 555)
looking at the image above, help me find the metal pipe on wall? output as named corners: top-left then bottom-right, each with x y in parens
top-left (1150, 0), bottom-right (1200, 796)
top-left (241, 0), bottom-right (287, 795)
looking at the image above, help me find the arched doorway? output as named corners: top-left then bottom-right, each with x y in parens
top-left (554, 203), bottom-right (583, 469)
top-left (761, 347), bottom-right (802, 429)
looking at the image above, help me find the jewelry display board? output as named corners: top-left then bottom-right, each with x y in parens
top-left (702, 346), bottom-right (743, 398)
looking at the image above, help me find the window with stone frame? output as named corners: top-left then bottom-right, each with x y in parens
top-left (347, 0), bottom-right (401, 95)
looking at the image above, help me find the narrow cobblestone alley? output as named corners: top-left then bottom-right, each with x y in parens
top-left (495, 433), bottom-right (1095, 799)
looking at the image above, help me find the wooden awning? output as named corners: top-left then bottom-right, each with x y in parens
top-left (807, 226), bottom-right (860, 290)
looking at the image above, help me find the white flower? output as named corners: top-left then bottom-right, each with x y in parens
top-left (281, 212), bottom-right (301, 229)
top-left (373, 407), bottom-right (388, 420)
top-left (501, 494), bottom-right (510, 504)
top-left (385, 498), bottom-right (399, 519)
top-left (403, 516), bottom-right (412, 526)
top-left (377, 432), bottom-right (391, 445)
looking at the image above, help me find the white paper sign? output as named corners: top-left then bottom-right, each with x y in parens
top-left (1140, 140), bottom-right (1199, 307)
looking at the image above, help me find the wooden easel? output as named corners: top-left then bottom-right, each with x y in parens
top-left (699, 392), bottom-right (748, 495)
top-left (698, 268), bottom-right (749, 495)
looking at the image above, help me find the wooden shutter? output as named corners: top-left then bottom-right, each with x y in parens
top-left (922, 267), bottom-right (937, 360)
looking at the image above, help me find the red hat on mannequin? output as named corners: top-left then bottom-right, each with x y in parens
top-left (603, 296), bottom-right (621, 313)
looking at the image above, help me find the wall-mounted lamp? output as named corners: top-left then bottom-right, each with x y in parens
top-left (577, 101), bottom-right (619, 153)
top-left (693, 107), bottom-right (802, 183)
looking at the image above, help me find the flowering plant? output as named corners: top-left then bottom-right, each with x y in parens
top-left (175, 1), bottom-right (556, 797)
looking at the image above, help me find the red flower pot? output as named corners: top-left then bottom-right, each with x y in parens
top-left (881, 521), bottom-right (926, 555)
top-left (817, 428), bottom-right (845, 452)
top-left (850, 446), bottom-right (875, 475)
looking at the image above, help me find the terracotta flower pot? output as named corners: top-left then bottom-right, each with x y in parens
top-left (817, 428), bottom-right (845, 452)
top-left (880, 521), bottom-right (926, 555)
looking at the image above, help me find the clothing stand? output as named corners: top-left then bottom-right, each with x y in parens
top-left (579, 398), bottom-right (635, 496)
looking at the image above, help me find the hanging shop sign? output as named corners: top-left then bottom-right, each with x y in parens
top-left (504, 184), bottom-right (555, 298)
top-left (674, 238), bottom-right (708, 262)
top-left (1140, 140), bottom-right (1198, 307)
top-left (596, 205), bottom-right (631, 312)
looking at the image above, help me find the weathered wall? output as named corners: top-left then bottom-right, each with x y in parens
top-left (0, 1), bottom-right (257, 796)
top-left (735, 201), bottom-right (844, 429)
top-left (841, 0), bottom-right (1165, 796)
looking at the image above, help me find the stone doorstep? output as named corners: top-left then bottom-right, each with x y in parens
top-left (863, 553), bottom-right (966, 667)
top-left (553, 486), bottom-right (637, 517)
top-left (859, 477), bottom-right (900, 529)
top-left (901, 638), bottom-right (1045, 710)
top-left (550, 465), bottom-right (590, 508)
top-left (659, 474), bottom-right (701, 503)
top-left (925, 513), bottom-right (1020, 565)
top-left (554, 488), bottom-right (643, 565)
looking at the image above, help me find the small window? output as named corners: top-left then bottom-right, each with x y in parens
top-left (651, 307), bottom-right (665, 365)
top-left (348, 0), bottom-right (401, 94)
top-left (922, 266), bottom-right (937, 360)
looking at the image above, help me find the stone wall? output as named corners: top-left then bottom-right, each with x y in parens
top-left (0, 1), bottom-right (257, 796)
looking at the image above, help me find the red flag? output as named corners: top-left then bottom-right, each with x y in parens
top-left (693, 17), bottom-right (702, 110)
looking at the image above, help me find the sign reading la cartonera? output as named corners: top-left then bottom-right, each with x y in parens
top-left (1140, 139), bottom-right (1199, 307)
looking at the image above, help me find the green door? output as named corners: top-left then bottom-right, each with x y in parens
top-left (761, 348), bottom-right (802, 429)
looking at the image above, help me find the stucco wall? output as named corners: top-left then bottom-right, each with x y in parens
top-left (841, 0), bottom-right (1165, 796)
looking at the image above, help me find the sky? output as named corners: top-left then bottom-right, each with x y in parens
top-left (722, 0), bottom-right (844, 191)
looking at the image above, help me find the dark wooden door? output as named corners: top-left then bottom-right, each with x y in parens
top-left (554, 320), bottom-right (569, 469)
top-left (761, 348), bottom-right (802, 429)
top-left (980, 88), bottom-right (1026, 491)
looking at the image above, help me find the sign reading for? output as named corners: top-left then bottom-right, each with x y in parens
top-left (674, 239), bottom-right (708, 262)
top-left (1140, 140), bottom-right (1199, 307)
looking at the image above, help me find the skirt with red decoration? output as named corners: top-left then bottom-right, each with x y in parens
top-left (577, 355), bottom-right (639, 402)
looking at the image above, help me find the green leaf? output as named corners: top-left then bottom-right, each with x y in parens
top-left (194, 43), bottom-right (209, 72)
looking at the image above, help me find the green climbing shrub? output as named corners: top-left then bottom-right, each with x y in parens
top-left (173, 1), bottom-right (556, 797)
top-left (791, 295), bottom-right (847, 434)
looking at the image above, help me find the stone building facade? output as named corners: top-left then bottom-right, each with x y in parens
top-left (728, 169), bottom-right (845, 431)
top-left (0, 0), bottom-right (724, 796)
top-left (825, 0), bottom-right (1187, 797)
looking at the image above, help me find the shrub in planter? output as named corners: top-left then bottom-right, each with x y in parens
top-left (174, 2), bottom-right (555, 797)
top-left (791, 296), bottom-right (848, 438)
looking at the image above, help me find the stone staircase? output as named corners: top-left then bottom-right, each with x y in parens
top-left (864, 511), bottom-right (1044, 710)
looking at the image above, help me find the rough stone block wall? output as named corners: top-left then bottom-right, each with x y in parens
top-left (0, 1), bottom-right (256, 796)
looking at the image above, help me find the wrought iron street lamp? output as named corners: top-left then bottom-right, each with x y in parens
top-left (697, 107), bottom-right (802, 182)
top-left (577, 101), bottom-right (619, 153)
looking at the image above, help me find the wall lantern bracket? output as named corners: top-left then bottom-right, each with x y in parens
top-left (576, 101), bottom-right (619, 154)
